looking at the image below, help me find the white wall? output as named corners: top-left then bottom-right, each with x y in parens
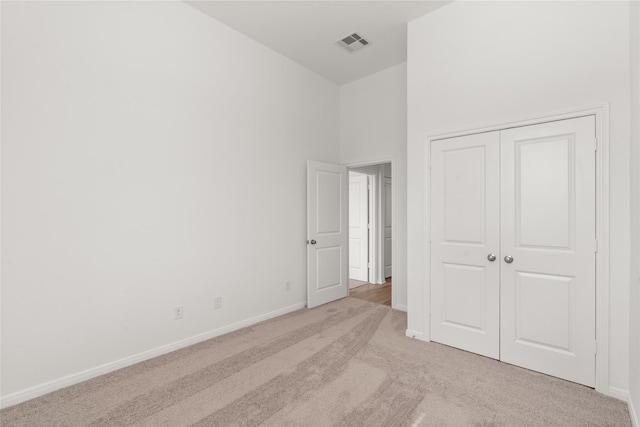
top-left (407, 1), bottom-right (631, 397)
top-left (1, 1), bottom-right (339, 404)
top-left (629, 0), bottom-right (640, 423)
top-left (340, 63), bottom-right (407, 311)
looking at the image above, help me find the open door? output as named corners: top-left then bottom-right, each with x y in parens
top-left (307, 160), bottom-right (348, 308)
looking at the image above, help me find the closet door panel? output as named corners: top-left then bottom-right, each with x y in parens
top-left (500, 116), bottom-right (596, 387)
top-left (430, 132), bottom-right (501, 359)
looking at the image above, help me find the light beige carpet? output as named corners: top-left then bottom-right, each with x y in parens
top-left (1, 298), bottom-right (631, 426)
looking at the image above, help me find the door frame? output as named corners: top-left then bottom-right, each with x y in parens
top-left (421, 105), bottom-right (611, 397)
top-left (347, 158), bottom-right (396, 307)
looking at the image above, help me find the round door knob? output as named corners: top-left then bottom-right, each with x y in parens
top-left (504, 255), bottom-right (514, 264)
top-left (309, 239), bottom-right (317, 245)
top-left (487, 254), bottom-right (496, 262)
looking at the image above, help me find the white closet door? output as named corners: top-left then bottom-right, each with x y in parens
top-left (430, 132), bottom-right (501, 359)
top-left (500, 116), bottom-right (596, 387)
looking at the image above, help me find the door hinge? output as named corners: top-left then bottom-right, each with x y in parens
top-left (595, 239), bottom-right (598, 253)
top-left (594, 138), bottom-right (598, 152)
top-left (594, 339), bottom-right (598, 355)
top-left (367, 223), bottom-right (371, 229)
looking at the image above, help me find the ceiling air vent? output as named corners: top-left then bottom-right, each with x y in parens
top-left (336, 32), bottom-right (371, 54)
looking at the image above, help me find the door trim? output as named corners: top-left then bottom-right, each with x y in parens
top-left (421, 104), bottom-right (611, 396)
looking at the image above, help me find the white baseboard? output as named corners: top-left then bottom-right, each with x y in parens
top-left (630, 394), bottom-right (639, 427)
top-left (405, 329), bottom-right (425, 341)
top-left (608, 386), bottom-right (629, 401)
top-left (0, 302), bottom-right (306, 409)
top-left (393, 303), bottom-right (407, 312)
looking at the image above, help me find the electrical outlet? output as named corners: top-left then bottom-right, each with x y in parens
top-left (174, 305), bottom-right (183, 320)
top-left (285, 281), bottom-right (291, 291)
top-left (214, 297), bottom-right (222, 310)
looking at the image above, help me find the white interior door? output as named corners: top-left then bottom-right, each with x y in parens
top-left (500, 116), bottom-right (596, 387)
top-left (307, 160), bottom-right (348, 308)
top-left (430, 132), bottom-right (501, 359)
top-left (349, 172), bottom-right (369, 282)
top-left (383, 174), bottom-right (392, 279)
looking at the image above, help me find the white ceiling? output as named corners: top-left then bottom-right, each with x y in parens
top-left (185, 1), bottom-right (451, 85)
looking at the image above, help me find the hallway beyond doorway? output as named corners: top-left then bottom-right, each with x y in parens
top-left (349, 278), bottom-right (392, 306)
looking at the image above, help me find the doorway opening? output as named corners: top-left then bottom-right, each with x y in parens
top-left (347, 163), bottom-right (392, 306)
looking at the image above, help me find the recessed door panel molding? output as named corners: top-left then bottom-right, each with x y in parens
top-left (515, 134), bottom-right (576, 251)
top-left (316, 246), bottom-right (342, 290)
top-left (430, 131), bottom-right (501, 360)
top-left (514, 271), bottom-right (574, 353)
top-left (443, 145), bottom-right (487, 245)
top-left (430, 115), bottom-right (596, 388)
top-left (307, 161), bottom-right (348, 308)
top-left (443, 263), bottom-right (487, 332)
top-left (316, 170), bottom-right (343, 235)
